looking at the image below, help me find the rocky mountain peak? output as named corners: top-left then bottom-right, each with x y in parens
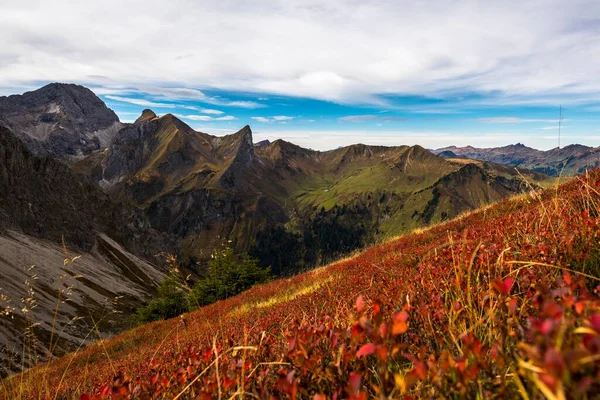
top-left (218, 125), bottom-right (255, 189)
top-left (0, 82), bottom-right (121, 160)
top-left (232, 125), bottom-right (253, 147)
top-left (2, 83), bottom-right (119, 124)
top-left (135, 109), bottom-right (158, 124)
top-left (254, 139), bottom-right (271, 148)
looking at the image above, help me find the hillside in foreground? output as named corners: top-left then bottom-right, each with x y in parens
top-left (2, 170), bottom-right (600, 398)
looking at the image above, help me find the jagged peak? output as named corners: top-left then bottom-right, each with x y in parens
top-left (499, 143), bottom-right (535, 151)
top-left (135, 109), bottom-right (157, 124)
top-left (218, 125), bottom-right (254, 151)
top-left (14, 82), bottom-right (105, 106)
top-left (217, 126), bottom-right (255, 189)
top-left (234, 125), bottom-right (253, 142)
top-left (254, 139), bottom-right (271, 147)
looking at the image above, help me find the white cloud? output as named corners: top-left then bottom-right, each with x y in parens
top-left (138, 87), bottom-right (265, 108)
top-left (540, 125), bottom-right (567, 130)
top-left (140, 87), bottom-right (208, 100)
top-left (251, 116), bottom-right (295, 123)
top-left (475, 117), bottom-right (566, 124)
top-left (104, 95), bottom-right (176, 108)
top-left (1, 1), bottom-right (599, 106)
top-left (202, 109), bottom-right (225, 115)
top-left (180, 105), bottom-right (224, 114)
top-left (339, 115), bottom-right (408, 122)
top-left (104, 89), bottom-right (262, 110)
top-left (220, 100), bottom-right (265, 109)
top-left (174, 113), bottom-right (236, 121)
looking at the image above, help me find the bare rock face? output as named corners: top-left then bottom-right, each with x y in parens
top-left (0, 125), bottom-right (174, 260)
top-left (218, 125), bottom-right (255, 189)
top-left (0, 83), bottom-right (122, 161)
top-left (0, 125), bottom-right (177, 376)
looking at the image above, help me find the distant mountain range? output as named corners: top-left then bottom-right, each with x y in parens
top-left (434, 143), bottom-right (600, 176)
top-left (0, 83), bottom-right (559, 374)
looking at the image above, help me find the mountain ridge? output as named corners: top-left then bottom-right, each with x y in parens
top-left (73, 108), bottom-right (553, 272)
top-left (435, 142), bottom-right (600, 176)
top-left (0, 83), bottom-right (556, 275)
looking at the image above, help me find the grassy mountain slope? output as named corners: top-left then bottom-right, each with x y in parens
top-left (77, 112), bottom-right (554, 272)
top-left (6, 169), bottom-right (599, 399)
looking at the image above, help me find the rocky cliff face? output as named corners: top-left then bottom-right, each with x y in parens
top-left (0, 125), bottom-right (173, 260)
top-left (0, 83), bottom-right (122, 161)
top-left (218, 125), bottom-right (255, 189)
top-left (74, 114), bottom-right (275, 264)
top-left (0, 125), bottom-right (174, 376)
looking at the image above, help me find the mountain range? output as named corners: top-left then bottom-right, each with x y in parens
top-left (434, 143), bottom-right (600, 176)
top-left (0, 83), bottom-right (562, 375)
top-left (71, 107), bottom-right (551, 273)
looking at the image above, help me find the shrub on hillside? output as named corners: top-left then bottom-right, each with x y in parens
top-left (134, 273), bottom-right (189, 324)
top-left (135, 248), bottom-right (272, 323)
top-left (189, 247), bottom-right (272, 307)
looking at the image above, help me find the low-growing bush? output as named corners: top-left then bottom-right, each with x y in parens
top-left (135, 247), bottom-right (273, 323)
top-left (189, 247), bottom-right (272, 307)
top-left (134, 273), bottom-right (189, 324)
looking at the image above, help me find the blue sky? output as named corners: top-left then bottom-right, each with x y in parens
top-left (1, 0), bottom-right (599, 150)
top-left (96, 87), bottom-right (599, 150)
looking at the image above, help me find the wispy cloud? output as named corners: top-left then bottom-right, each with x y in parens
top-left (475, 117), bottom-right (565, 124)
top-left (180, 105), bottom-right (224, 115)
top-left (339, 114), bottom-right (408, 123)
top-left (540, 125), bottom-right (567, 130)
top-left (105, 91), bottom-right (263, 111)
top-left (251, 116), bottom-right (295, 123)
top-left (174, 113), bottom-right (236, 121)
top-left (104, 95), bottom-right (176, 108)
top-left (139, 87), bottom-right (265, 109)
top-left (218, 100), bottom-right (265, 109)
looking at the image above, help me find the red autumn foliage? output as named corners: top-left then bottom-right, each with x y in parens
top-left (3, 170), bottom-right (600, 399)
